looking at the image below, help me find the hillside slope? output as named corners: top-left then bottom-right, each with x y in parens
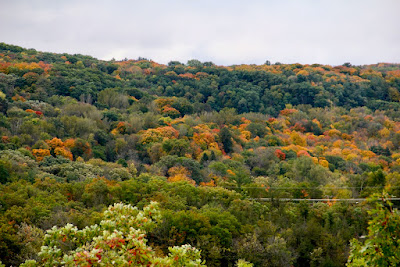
top-left (1, 43), bottom-right (400, 266)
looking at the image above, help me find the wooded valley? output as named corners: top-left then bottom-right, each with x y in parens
top-left (0, 43), bottom-right (400, 266)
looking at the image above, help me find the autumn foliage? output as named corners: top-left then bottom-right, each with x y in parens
top-left (1, 43), bottom-right (400, 266)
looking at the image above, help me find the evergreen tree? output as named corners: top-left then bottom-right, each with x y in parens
top-left (219, 126), bottom-right (233, 154)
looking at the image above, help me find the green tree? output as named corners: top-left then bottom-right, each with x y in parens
top-left (0, 159), bottom-right (10, 184)
top-left (219, 126), bottom-right (233, 154)
top-left (347, 192), bottom-right (400, 266)
top-left (162, 139), bottom-right (190, 157)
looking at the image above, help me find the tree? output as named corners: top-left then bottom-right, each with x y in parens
top-left (0, 91), bottom-right (8, 114)
top-left (162, 139), bottom-right (190, 157)
top-left (200, 152), bottom-right (209, 164)
top-left (69, 138), bottom-right (92, 160)
top-left (22, 202), bottom-right (205, 266)
top-left (0, 73), bottom-right (17, 97)
top-left (97, 88), bottom-right (129, 109)
top-left (187, 59), bottom-right (202, 68)
top-left (347, 192), bottom-right (400, 266)
top-left (219, 127), bottom-right (233, 154)
top-left (0, 217), bottom-right (19, 266)
top-left (0, 159), bottom-right (10, 184)
top-left (168, 61), bottom-right (183, 67)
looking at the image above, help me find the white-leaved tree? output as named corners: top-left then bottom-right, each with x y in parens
top-left (21, 202), bottom-right (205, 267)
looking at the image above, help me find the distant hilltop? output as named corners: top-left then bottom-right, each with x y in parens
top-left (1, 42), bottom-right (400, 116)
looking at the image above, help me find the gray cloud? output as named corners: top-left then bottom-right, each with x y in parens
top-left (0, 0), bottom-right (399, 65)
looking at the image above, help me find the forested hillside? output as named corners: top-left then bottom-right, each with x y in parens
top-left (1, 43), bottom-right (400, 266)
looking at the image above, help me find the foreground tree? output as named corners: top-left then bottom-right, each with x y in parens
top-left (21, 202), bottom-right (205, 267)
top-left (347, 192), bottom-right (400, 266)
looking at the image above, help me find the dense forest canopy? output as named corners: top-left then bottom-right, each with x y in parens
top-left (1, 42), bottom-right (400, 266)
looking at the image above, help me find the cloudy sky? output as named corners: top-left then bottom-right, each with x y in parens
top-left (1, 0), bottom-right (399, 66)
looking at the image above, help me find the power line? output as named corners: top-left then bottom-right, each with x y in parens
top-left (252, 198), bottom-right (400, 202)
top-left (224, 186), bottom-right (398, 190)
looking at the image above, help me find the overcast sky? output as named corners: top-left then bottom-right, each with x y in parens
top-left (1, 0), bottom-right (399, 66)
